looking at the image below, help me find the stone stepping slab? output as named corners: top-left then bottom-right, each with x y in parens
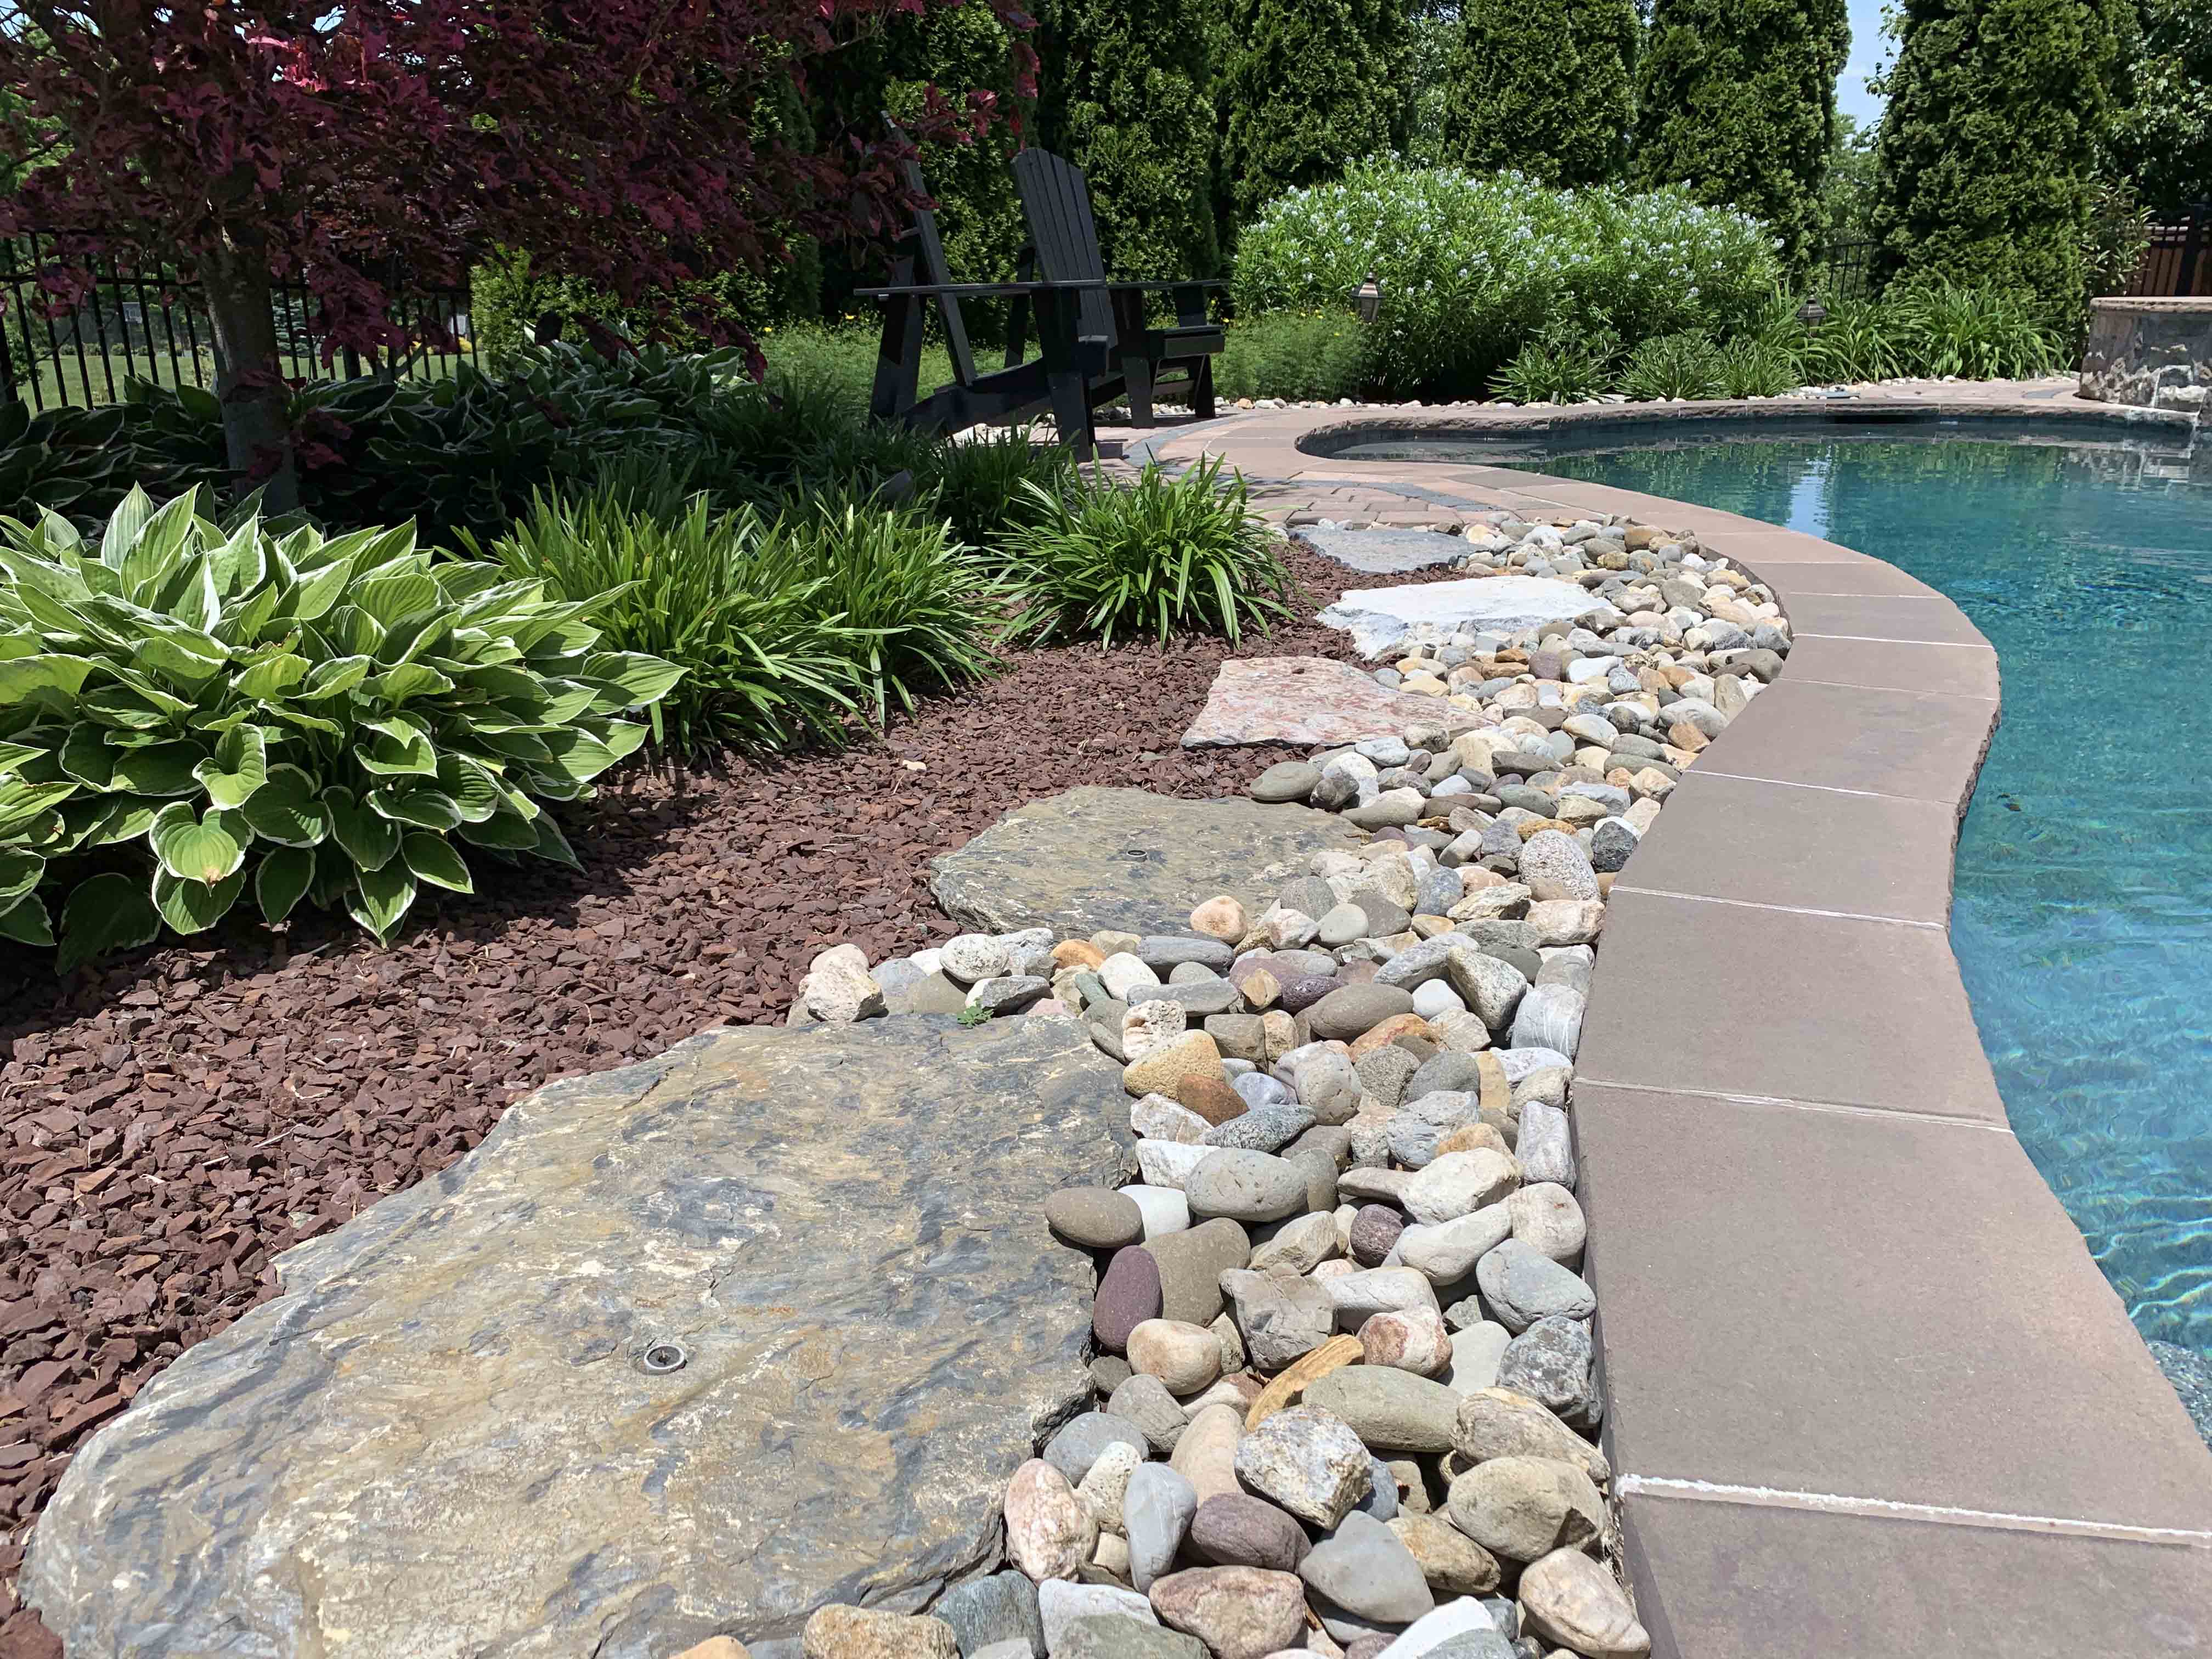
top-left (21, 1016), bottom-right (1133, 1657)
top-left (929, 786), bottom-right (1361, 940)
top-left (1290, 526), bottom-right (1468, 574)
top-left (1319, 574), bottom-right (1611, 659)
top-left (1180, 656), bottom-right (1467, 749)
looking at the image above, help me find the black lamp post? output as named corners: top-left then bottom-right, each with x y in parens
top-left (1797, 297), bottom-right (1829, 331)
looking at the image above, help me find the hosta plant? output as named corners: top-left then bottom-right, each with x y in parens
top-left (0, 487), bottom-right (680, 970)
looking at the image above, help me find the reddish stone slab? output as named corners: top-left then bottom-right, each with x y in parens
top-left (1180, 656), bottom-right (1462, 748)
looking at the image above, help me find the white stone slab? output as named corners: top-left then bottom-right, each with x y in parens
top-left (1319, 575), bottom-right (1605, 659)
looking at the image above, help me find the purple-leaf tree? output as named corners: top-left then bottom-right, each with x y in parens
top-left (0, 1), bottom-right (1033, 506)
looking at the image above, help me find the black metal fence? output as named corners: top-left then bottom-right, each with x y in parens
top-left (1, 232), bottom-right (479, 412)
top-left (2122, 204), bottom-right (2210, 298)
top-left (1815, 237), bottom-right (1877, 300)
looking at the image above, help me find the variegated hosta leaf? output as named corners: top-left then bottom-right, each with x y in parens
top-left (149, 801), bottom-right (250, 884)
top-left (2, 488), bottom-right (676, 969)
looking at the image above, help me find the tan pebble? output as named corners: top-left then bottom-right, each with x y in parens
top-left (1667, 722), bottom-right (1709, 753)
top-left (1516, 818), bottom-right (1574, 840)
top-left (801, 1605), bottom-right (958, 1658)
top-left (1091, 1529), bottom-right (1133, 1581)
top-left (1005, 1458), bottom-right (1097, 1580)
top-left (1244, 1333), bottom-right (1365, 1429)
top-left (1361, 1306), bottom-right (1454, 1375)
top-left (1348, 1013), bottom-right (1433, 1058)
top-left (1437, 1121), bottom-right (1511, 1158)
top-left (1409, 915), bottom-right (1454, 938)
top-left (1127, 1318), bottom-right (1225, 1394)
top-left (1190, 895), bottom-right (1249, 943)
top-left (674, 1641), bottom-right (752, 1659)
top-left (1239, 966), bottom-right (1283, 1010)
top-left (1123, 1032), bottom-right (1226, 1099)
top-left (1052, 939), bottom-right (1108, 971)
top-left (1169, 1401), bottom-right (1245, 1502)
top-left (1459, 865), bottom-right (1506, 891)
top-left (1175, 1073), bottom-right (1247, 1125)
top-left (1259, 1009), bottom-right (1297, 1063)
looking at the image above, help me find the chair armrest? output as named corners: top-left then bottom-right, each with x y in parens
top-left (856, 280), bottom-right (1107, 298)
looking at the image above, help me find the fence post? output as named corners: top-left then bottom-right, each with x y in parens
top-left (2181, 202), bottom-right (2209, 300)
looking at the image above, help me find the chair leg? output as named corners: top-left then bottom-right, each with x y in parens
top-left (1192, 354), bottom-right (1216, 421)
top-left (1124, 351), bottom-right (1156, 428)
top-left (1035, 290), bottom-right (1096, 460)
top-left (870, 287), bottom-right (925, 424)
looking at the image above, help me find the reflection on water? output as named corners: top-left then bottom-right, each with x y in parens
top-left (1507, 431), bottom-right (2212, 1357)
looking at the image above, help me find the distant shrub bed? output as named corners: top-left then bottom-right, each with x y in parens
top-left (1232, 159), bottom-right (1787, 399)
top-left (1216, 313), bottom-right (1374, 403)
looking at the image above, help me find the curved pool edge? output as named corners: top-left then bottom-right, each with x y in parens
top-left (1143, 400), bottom-right (2212, 1656)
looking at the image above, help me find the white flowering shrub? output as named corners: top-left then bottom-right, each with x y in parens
top-left (1231, 158), bottom-right (1786, 398)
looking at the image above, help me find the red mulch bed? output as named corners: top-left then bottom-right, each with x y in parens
top-left (0, 543), bottom-right (1482, 1638)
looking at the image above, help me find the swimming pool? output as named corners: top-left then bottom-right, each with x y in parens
top-left (1459, 422), bottom-right (2212, 1361)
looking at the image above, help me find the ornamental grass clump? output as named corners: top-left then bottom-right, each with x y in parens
top-left (0, 488), bottom-right (681, 969)
top-left (1002, 456), bottom-right (1294, 648)
top-left (483, 486), bottom-right (1003, 755)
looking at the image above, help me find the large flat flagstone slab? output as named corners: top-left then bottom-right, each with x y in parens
top-left (23, 1016), bottom-right (1132, 1659)
top-left (930, 785), bottom-right (1362, 936)
top-left (1181, 655), bottom-right (1464, 747)
top-left (1319, 573), bottom-right (1609, 658)
top-left (1291, 526), bottom-right (1468, 574)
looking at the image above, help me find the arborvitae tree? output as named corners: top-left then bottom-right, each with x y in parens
top-left (1632, 0), bottom-right (1852, 270)
top-left (1870, 0), bottom-right (2134, 313)
top-left (1222, 0), bottom-right (1412, 226)
top-left (2108, 0), bottom-right (2212, 217)
top-left (1447, 0), bottom-right (1638, 187)
top-left (809, 4), bottom-right (1032, 312)
top-left (1035, 0), bottom-right (1224, 276)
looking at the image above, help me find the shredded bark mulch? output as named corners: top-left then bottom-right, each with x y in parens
top-left (0, 543), bottom-right (1488, 1636)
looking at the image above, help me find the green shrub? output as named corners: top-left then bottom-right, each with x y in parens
top-left (922, 428), bottom-right (1080, 550)
top-left (1002, 456), bottom-right (1294, 647)
top-left (1217, 313), bottom-right (1374, 403)
top-left (1712, 336), bottom-right (1804, 397)
top-left (1621, 332), bottom-right (1729, 400)
top-left (1796, 296), bottom-right (1903, 381)
top-left (763, 497), bottom-right (1005, 719)
top-left (1231, 159), bottom-right (1786, 398)
top-left (1449, 0), bottom-right (1638, 187)
top-left (1, 386), bottom-right (230, 530)
top-left (1221, 0), bottom-right (1413, 224)
top-left (1491, 325), bottom-right (1622, 403)
top-left (1633, 0), bottom-right (1853, 271)
top-left (479, 488), bottom-right (1001, 755)
top-left (1882, 280), bottom-right (2068, 379)
top-left (0, 487), bottom-right (678, 969)
top-left (1870, 0), bottom-right (2131, 317)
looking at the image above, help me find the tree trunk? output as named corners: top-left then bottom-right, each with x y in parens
top-left (201, 245), bottom-right (299, 514)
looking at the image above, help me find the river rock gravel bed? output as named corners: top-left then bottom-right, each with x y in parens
top-left (780, 518), bottom-right (1784, 1657)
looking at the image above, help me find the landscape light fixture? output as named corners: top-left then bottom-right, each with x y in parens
top-left (1354, 271), bottom-right (1383, 326)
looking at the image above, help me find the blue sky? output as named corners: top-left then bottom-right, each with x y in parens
top-left (1837, 0), bottom-right (1892, 126)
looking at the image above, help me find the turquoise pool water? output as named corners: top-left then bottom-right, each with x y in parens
top-left (1487, 425), bottom-right (2212, 1356)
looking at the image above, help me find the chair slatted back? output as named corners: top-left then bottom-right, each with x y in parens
top-left (1013, 149), bottom-right (1118, 344)
top-left (890, 127), bottom-right (978, 386)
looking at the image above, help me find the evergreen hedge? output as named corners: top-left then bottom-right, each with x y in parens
top-left (1221, 0), bottom-right (1410, 226)
top-left (1632, 0), bottom-right (1852, 272)
top-left (1870, 0), bottom-right (2132, 315)
top-left (1446, 0), bottom-right (1638, 187)
top-left (1035, 0), bottom-right (1224, 277)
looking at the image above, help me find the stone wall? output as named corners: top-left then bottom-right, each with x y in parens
top-left (2080, 297), bottom-right (2212, 411)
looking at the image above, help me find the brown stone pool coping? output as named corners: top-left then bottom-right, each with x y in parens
top-left (1136, 392), bottom-right (2212, 1656)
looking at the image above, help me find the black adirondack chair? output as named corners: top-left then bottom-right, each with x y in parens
top-left (1007, 148), bottom-right (1226, 431)
top-left (863, 140), bottom-right (1111, 450)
